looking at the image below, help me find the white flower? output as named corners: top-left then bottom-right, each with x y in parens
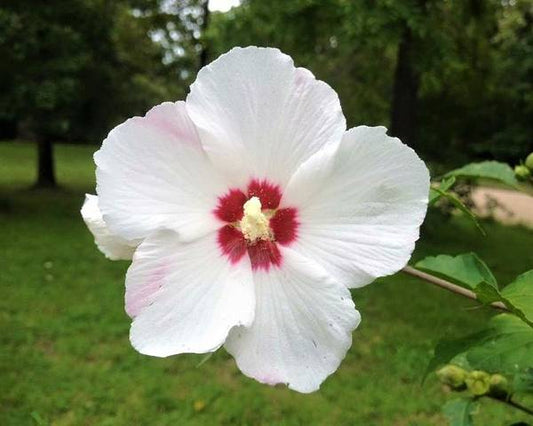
top-left (81, 47), bottom-right (429, 393)
top-left (81, 194), bottom-right (139, 260)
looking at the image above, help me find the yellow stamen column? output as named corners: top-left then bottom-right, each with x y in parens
top-left (239, 197), bottom-right (271, 242)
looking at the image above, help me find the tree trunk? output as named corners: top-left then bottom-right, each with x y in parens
top-left (390, 27), bottom-right (420, 148)
top-left (36, 136), bottom-right (57, 188)
top-left (198, 0), bottom-right (210, 69)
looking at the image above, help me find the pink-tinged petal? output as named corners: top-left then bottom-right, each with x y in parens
top-left (95, 101), bottom-right (228, 242)
top-left (142, 100), bottom-right (199, 142)
top-left (282, 126), bottom-right (430, 288)
top-left (80, 194), bottom-right (139, 260)
top-left (225, 247), bottom-right (360, 393)
top-left (186, 47), bottom-right (346, 188)
top-left (217, 225), bottom-right (247, 264)
top-left (247, 240), bottom-right (282, 271)
top-left (127, 230), bottom-right (255, 356)
top-left (214, 189), bottom-right (247, 222)
top-left (126, 263), bottom-right (167, 318)
top-left (270, 208), bottom-right (298, 246)
top-left (247, 179), bottom-right (282, 209)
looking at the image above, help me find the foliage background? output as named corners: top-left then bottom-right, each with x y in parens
top-left (0, 0), bottom-right (532, 164)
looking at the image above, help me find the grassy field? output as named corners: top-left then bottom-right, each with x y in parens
top-left (1, 141), bottom-right (532, 425)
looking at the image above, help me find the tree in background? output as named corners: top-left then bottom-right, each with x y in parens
top-left (0, 0), bottom-right (206, 188)
top-left (129, 0), bottom-right (210, 85)
top-left (0, 0), bottom-right (531, 187)
top-left (199, 0), bottom-right (210, 68)
top-left (0, 0), bottom-right (93, 187)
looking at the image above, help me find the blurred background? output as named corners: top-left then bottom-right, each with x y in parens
top-left (1, 0), bottom-right (532, 425)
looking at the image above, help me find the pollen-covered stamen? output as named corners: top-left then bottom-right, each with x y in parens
top-left (216, 180), bottom-right (298, 270)
top-left (239, 196), bottom-right (272, 242)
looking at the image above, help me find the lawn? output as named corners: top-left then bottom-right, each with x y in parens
top-left (1, 141), bottom-right (532, 425)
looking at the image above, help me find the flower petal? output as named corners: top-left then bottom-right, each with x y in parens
top-left (127, 230), bottom-right (255, 356)
top-left (247, 240), bottom-right (282, 271)
top-left (282, 126), bottom-right (430, 288)
top-left (80, 194), bottom-right (139, 260)
top-left (214, 189), bottom-right (247, 222)
top-left (95, 101), bottom-right (227, 242)
top-left (225, 247), bottom-right (360, 393)
top-left (247, 179), bottom-right (282, 209)
top-left (186, 47), bottom-right (346, 188)
top-left (217, 224), bottom-right (247, 265)
top-left (269, 207), bottom-right (299, 246)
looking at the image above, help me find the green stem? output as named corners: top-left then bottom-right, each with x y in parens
top-left (488, 395), bottom-right (533, 416)
top-left (402, 266), bottom-right (508, 312)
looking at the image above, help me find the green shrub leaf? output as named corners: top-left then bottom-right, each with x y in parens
top-left (415, 253), bottom-right (497, 291)
top-left (424, 331), bottom-right (487, 381)
top-left (442, 398), bottom-right (476, 426)
top-left (500, 270), bottom-right (533, 326)
top-left (513, 369), bottom-right (533, 394)
top-left (466, 314), bottom-right (533, 375)
top-left (416, 256), bottom-right (533, 326)
top-left (427, 315), bottom-right (533, 385)
top-left (445, 161), bottom-right (518, 188)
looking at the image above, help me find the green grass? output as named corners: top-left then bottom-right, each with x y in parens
top-left (1, 141), bottom-right (532, 425)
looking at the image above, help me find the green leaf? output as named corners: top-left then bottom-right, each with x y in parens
top-left (472, 282), bottom-right (505, 305)
top-left (426, 315), bottom-right (533, 385)
top-left (442, 398), bottom-right (476, 426)
top-left (466, 314), bottom-right (533, 375)
top-left (513, 368), bottom-right (533, 394)
top-left (500, 270), bottom-right (533, 326)
top-left (429, 176), bottom-right (456, 205)
top-left (415, 253), bottom-right (497, 292)
top-left (432, 188), bottom-right (485, 235)
top-left (445, 161), bottom-right (519, 188)
top-left (424, 331), bottom-right (487, 381)
top-left (415, 256), bottom-right (533, 326)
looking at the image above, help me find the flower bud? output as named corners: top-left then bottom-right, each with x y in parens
top-left (465, 370), bottom-right (491, 396)
top-left (436, 365), bottom-right (467, 389)
top-left (515, 165), bottom-right (531, 181)
top-left (525, 152), bottom-right (533, 170)
top-left (489, 374), bottom-right (509, 398)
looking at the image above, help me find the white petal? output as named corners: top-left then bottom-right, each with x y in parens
top-left (80, 194), bottom-right (138, 260)
top-left (282, 126), bottom-right (430, 288)
top-left (127, 230), bottom-right (255, 357)
top-left (225, 247), bottom-right (360, 393)
top-left (95, 101), bottom-right (227, 242)
top-left (186, 47), bottom-right (346, 188)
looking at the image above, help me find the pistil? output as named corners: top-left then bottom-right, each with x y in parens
top-left (239, 197), bottom-right (272, 242)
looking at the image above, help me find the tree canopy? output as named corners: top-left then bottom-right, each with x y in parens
top-left (0, 0), bottom-right (531, 168)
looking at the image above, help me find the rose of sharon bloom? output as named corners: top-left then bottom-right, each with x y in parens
top-left (81, 46), bottom-right (429, 393)
top-left (81, 194), bottom-right (139, 260)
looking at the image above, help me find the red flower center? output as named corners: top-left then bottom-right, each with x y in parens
top-left (214, 179), bottom-right (299, 271)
